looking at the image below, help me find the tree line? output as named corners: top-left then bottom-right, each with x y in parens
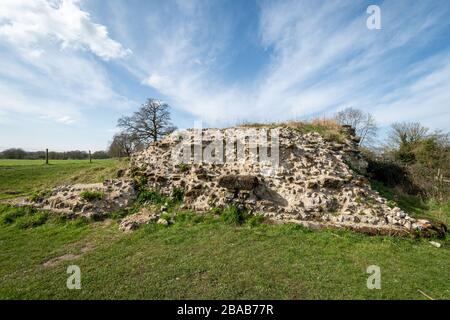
top-left (0, 149), bottom-right (109, 160)
top-left (335, 107), bottom-right (449, 201)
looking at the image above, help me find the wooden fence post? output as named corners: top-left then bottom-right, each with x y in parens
top-left (46, 148), bottom-right (49, 165)
top-left (89, 150), bottom-right (92, 163)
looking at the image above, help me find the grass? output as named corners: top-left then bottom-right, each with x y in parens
top-left (0, 159), bottom-right (125, 200)
top-left (80, 191), bottom-right (104, 202)
top-left (0, 158), bottom-right (449, 299)
top-left (239, 119), bottom-right (346, 143)
top-left (371, 180), bottom-right (450, 226)
top-left (0, 204), bottom-right (449, 299)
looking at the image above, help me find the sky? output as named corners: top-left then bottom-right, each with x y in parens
top-left (0, 0), bottom-right (449, 151)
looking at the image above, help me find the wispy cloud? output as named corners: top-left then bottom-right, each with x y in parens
top-left (121, 0), bottom-right (450, 130)
top-left (0, 0), bottom-right (131, 60)
top-left (0, 0), bottom-right (133, 127)
top-left (0, 0), bottom-right (449, 150)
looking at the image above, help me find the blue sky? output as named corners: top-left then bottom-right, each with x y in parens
top-left (0, 0), bottom-right (449, 151)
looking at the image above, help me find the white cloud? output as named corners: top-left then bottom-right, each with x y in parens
top-left (0, 0), bottom-right (135, 127)
top-left (128, 0), bottom-right (450, 131)
top-left (0, 0), bottom-right (131, 60)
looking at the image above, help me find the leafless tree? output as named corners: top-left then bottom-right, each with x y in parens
top-left (388, 122), bottom-right (429, 148)
top-left (335, 107), bottom-right (377, 146)
top-left (118, 99), bottom-right (177, 144)
top-left (108, 132), bottom-right (143, 158)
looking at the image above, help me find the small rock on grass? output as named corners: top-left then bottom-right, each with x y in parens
top-left (429, 241), bottom-right (441, 248)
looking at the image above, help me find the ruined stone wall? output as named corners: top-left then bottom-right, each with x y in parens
top-left (130, 126), bottom-right (439, 236)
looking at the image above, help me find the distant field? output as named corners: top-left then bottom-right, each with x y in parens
top-left (0, 159), bottom-right (124, 200)
top-left (0, 159), bottom-right (110, 166)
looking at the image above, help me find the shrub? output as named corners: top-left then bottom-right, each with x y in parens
top-left (177, 163), bottom-right (190, 173)
top-left (366, 158), bottom-right (421, 195)
top-left (221, 205), bottom-right (247, 225)
top-left (246, 214), bottom-right (265, 227)
top-left (0, 205), bottom-right (48, 228)
top-left (0, 206), bottom-right (29, 225)
top-left (16, 212), bottom-right (48, 229)
top-left (29, 189), bottom-right (52, 203)
top-left (137, 189), bottom-right (166, 205)
top-left (240, 119), bottom-right (346, 143)
top-left (80, 191), bottom-right (104, 202)
top-left (171, 187), bottom-right (185, 202)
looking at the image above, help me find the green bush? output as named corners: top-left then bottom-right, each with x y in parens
top-left (137, 189), bottom-right (166, 205)
top-left (108, 209), bottom-right (129, 220)
top-left (221, 205), bottom-right (247, 225)
top-left (0, 205), bottom-right (48, 228)
top-left (29, 189), bottom-right (52, 202)
top-left (177, 163), bottom-right (190, 173)
top-left (15, 212), bottom-right (48, 229)
top-left (246, 214), bottom-right (265, 227)
top-left (171, 187), bottom-right (184, 202)
top-left (80, 191), bottom-right (104, 202)
top-left (0, 206), bottom-right (29, 225)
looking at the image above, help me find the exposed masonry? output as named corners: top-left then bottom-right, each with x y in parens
top-left (24, 180), bottom-right (136, 219)
top-left (23, 125), bottom-right (445, 236)
top-left (129, 126), bottom-right (443, 236)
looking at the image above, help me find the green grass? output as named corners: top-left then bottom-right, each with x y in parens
top-left (239, 119), bottom-right (346, 143)
top-left (0, 159), bottom-right (125, 200)
top-left (371, 181), bottom-right (450, 226)
top-left (0, 159), bottom-right (449, 299)
top-left (0, 204), bottom-right (449, 299)
top-left (80, 191), bottom-right (104, 202)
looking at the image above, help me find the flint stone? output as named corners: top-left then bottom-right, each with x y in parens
top-left (218, 175), bottom-right (259, 191)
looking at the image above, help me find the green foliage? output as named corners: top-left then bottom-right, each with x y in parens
top-left (285, 119), bottom-right (346, 143)
top-left (29, 189), bottom-right (52, 202)
top-left (174, 211), bottom-right (216, 225)
top-left (239, 119), bottom-right (346, 143)
top-left (371, 180), bottom-right (449, 226)
top-left (108, 209), bottom-right (130, 220)
top-left (80, 191), bottom-right (104, 202)
top-left (15, 212), bottom-right (48, 229)
top-left (246, 213), bottom-right (265, 227)
top-left (0, 205), bottom-right (30, 225)
top-left (177, 163), bottom-right (190, 173)
top-left (133, 175), bottom-right (148, 192)
top-left (221, 205), bottom-right (248, 225)
top-left (0, 205), bottom-right (48, 229)
top-left (397, 144), bottom-right (416, 164)
top-left (387, 200), bottom-right (397, 209)
top-left (171, 187), bottom-right (184, 202)
top-left (137, 189), bottom-right (166, 205)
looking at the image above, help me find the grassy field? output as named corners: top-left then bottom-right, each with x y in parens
top-left (0, 159), bottom-right (124, 200)
top-left (0, 159), bottom-right (449, 299)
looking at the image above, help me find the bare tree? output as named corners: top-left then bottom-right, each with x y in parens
top-left (335, 107), bottom-right (377, 146)
top-left (388, 122), bottom-right (429, 148)
top-left (108, 132), bottom-right (143, 158)
top-left (118, 99), bottom-right (177, 144)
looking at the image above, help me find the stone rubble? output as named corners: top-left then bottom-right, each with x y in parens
top-left (130, 125), bottom-right (443, 236)
top-left (22, 124), bottom-right (445, 236)
top-left (25, 179), bottom-right (136, 219)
